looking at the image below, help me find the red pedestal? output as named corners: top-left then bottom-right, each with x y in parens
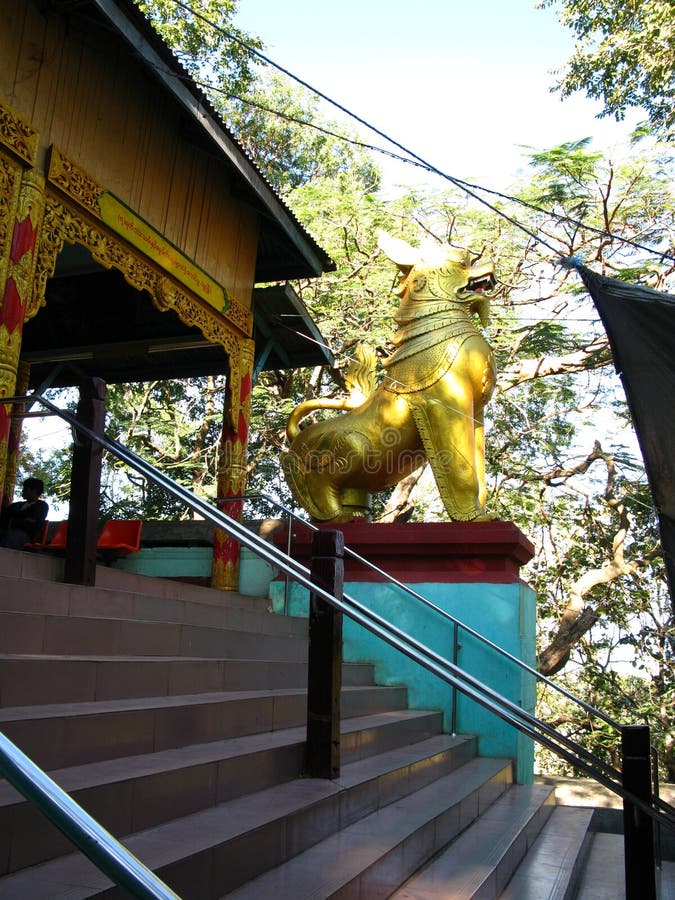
top-left (280, 520), bottom-right (534, 584)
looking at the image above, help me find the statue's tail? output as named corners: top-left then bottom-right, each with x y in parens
top-left (286, 397), bottom-right (354, 442)
top-left (286, 343), bottom-right (378, 442)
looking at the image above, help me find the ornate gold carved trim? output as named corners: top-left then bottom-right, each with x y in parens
top-left (46, 146), bottom-right (252, 336)
top-left (0, 153), bottom-right (23, 294)
top-left (156, 278), bottom-right (239, 356)
top-left (32, 191), bottom-right (242, 357)
top-left (0, 99), bottom-right (39, 167)
top-left (0, 325), bottom-right (23, 399)
top-left (225, 296), bottom-right (253, 335)
top-left (47, 146), bottom-right (104, 220)
top-left (9, 169), bottom-right (46, 308)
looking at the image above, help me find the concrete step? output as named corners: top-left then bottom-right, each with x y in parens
top-left (0, 573), bottom-right (301, 635)
top-left (574, 831), bottom-right (675, 900)
top-left (0, 547), bottom-right (63, 582)
top-left (224, 756), bottom-right (514, 900)
top-left (0, 684), bottom-right (409, 770)
top-left (500, 805), bottom-right (594, 899)
top-left (0, 712), bottom-right (457, 875)
top-left (0, 547), bottom-right (270, 612)
top-left (0, 655), bottom-right (374, 706)
top-left (0, 610), bottom-right (307, 660)
top-left (390, 783), bottom-right (556, 899)
top-left (0, 742), bottom-right (497, 899)
top-left (0, 655), bottom-right (310, 706)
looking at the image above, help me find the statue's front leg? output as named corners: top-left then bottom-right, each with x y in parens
top-left (475, 408), bottom-right (487, 509)
top-left (408, 386), bottom-right (485, 521)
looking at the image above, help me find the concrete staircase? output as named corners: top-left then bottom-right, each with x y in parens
top-left (0, 547), bottom-right (670, 898)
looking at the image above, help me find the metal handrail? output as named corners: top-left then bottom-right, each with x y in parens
top-left (0, 732), bottom-right (179, 898)
top-left (217, 492), bottom-right (623, 731)
top-left (18, 393), bottom-right (675, 831)
top-left (2, 392), bottom-right (673, 900)
top-left (223, 492), bottom-right (668, 836)
top-left (218, 492), bottom-right (666, 819)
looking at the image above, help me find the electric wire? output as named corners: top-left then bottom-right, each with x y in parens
top-left (210, 82), bottom-right (675, 267)
top-left (192, 79), bottom-right (433, 172)
top-left (23, 6), bottom-right (669, 567)
top-left (169, 0), bottom-right (675, 266)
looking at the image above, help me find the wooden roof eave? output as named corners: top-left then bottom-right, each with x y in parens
top-left (90, 0), bottom-right (332, 280)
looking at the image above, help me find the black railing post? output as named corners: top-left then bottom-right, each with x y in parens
top-left (306, 529), bottom-right (344, 779)
top-left (622, 725), bottom-right (656, 900)
top-left (64, 377), bottom-right (106, 586)
top-left (451, 621), bottom-right (459, 735)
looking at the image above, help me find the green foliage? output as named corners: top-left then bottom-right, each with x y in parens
top-left (224, 75), bottom-right (381, 196)
top-left (99, 378), bottom-right (226, 520)
top-left (540, 0), bottom-right (675, 140)
top-left (28, 4), bottom-right (675, 780)
top-left (135, 0), bottom-right (261, 97)
top-left (537, 583), bottom-right (674, 782)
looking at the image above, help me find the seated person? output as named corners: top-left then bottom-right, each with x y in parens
top-left (0, 477), bottom-right (49, 549)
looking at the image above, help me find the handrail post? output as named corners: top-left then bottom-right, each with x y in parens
top-left (651, 745), bottom-right (662, 869)
top-left (284, 513), bottom-right (292, 615)
top-left (64, 377), bottom-right (106, 586)
top-left (306, 529), bottom-right (344, 778)
top-left (451, 622), bottom-right (460, 735)
top-left (622, 725), bottom-right (656, 900)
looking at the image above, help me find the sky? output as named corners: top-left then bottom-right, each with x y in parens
top-left (233, 0), bottom-right (643, 192)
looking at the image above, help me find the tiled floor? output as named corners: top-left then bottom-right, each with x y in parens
top-left (576, 832), bottom-right (675, 900)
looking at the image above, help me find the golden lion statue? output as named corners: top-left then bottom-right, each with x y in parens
top-left (282, 231), bottom-right (496, 522)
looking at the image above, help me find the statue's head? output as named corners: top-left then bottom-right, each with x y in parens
top-left (377, 230), bottom-right (495, 305)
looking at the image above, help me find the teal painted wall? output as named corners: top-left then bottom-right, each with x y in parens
top-left (270, 578), bottom-right (536, 784)
top-left (112, 542), bottom-right (536, 783)
top-left (113, 546), bottom-right (278, 596)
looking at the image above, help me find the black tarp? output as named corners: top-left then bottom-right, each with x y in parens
top-left (576, 264), bottom-right (675, 612)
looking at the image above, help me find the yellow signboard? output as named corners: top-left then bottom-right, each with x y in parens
top-left (98, 192), bottom-right (228, 315)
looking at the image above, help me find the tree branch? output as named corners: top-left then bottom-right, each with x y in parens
top-left (499, 335), bottom-right (612, 390)
top-left (375, 464), bottom-right (427, 523)
top-left (538, 443), bottom-right (649, 676)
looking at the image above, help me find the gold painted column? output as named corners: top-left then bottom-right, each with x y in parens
top-left (0, 167), bottom-right (45, 504)
top-left (4, 359), bottom-right (30, 504)
top-left (211, 338), bottom-right (255, 591)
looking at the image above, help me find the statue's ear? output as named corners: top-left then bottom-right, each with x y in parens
top-left (377, 230), bottom-right (419, 271)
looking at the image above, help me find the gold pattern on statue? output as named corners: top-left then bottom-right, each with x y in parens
top-left (47, 146), bottom-right (104, 219)
top-left (283, 231), bottom-right (497, 522)
top-left (0, 99), bottom-right (39, 167)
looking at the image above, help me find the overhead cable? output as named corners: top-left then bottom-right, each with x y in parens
top-left (169, 0), bottom-right (675, 266)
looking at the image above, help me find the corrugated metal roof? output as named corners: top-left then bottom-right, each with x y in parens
top-left (57, 0), bottom-right (335, 280)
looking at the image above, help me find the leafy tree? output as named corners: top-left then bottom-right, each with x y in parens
top-left (540, 0), bottom-right (675, 140)
top-left (29, 2), bottom-right (673, 780)
top-left (223, 73), bottom-right (381, 196)
top-left (135, 0), bottom-right (261, 97)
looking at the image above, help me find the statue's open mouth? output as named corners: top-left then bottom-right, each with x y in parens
top-left (460, 269), bottom-right (496, 297)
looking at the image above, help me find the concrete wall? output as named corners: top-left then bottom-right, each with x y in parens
top-left (270, 577), bottom-right (536, 784)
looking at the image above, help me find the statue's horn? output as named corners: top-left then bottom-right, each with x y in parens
top-left (376, 230), bottom-right (419, 271)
